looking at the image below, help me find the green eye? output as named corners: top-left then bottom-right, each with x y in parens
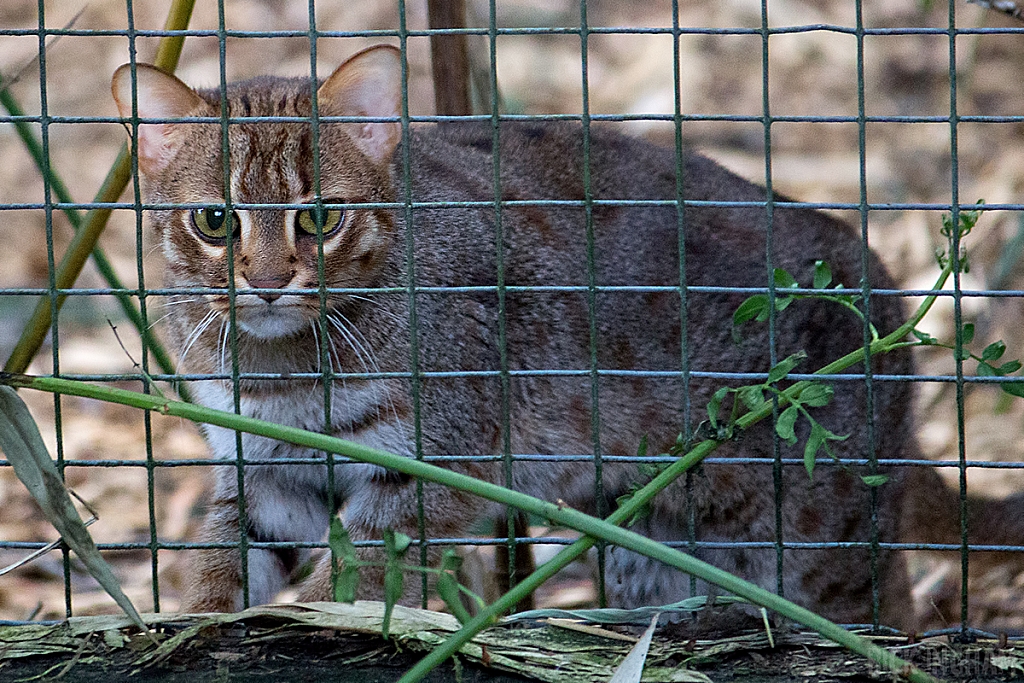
top-left (191, 207), bottom-right (239, 240)
top-left (296, 201), bottom-right (345, 236)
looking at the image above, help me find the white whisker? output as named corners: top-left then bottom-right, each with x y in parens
top-left (218, 318), bottom-right (231, 377)
top-left (345, 295), bottom-right (403, 325)
top-left (153, 298), bottom-right (199, 310)
top-left (328, 312), bottom-right (402, 435)
top-left (147, 311), bottom-right (179, 330)
top-left (177, 310), bottom-right (218, 373)
top-left (327, 315), bottom-right (379, 425)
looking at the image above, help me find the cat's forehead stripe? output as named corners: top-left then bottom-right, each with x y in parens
top-left (225, 125), bottom-right (313, 202)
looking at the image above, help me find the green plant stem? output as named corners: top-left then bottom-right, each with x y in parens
top-left (399, 440), bottom-right (716, 683)
top-left (0, 236), bottom-right (955, 683)
top-left (731, 255), bottom-right (955, 432)
top-left (0, 369), bottom-right (938, 683)
top-left (398, 259), bottom-right (957, 683)
top-left (2, 0), bottom-right (196, 381)
top-left (3, 149), bottom-right (131, 375)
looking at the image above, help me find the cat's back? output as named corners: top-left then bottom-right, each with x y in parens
top-left (398, 122), bottom-right (905, 370)
top-left (397, 123), bottom-right (912, 474)
top-left (400, 123), bottom-right (883, 292)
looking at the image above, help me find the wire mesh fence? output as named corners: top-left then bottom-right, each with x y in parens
top-left (2, 0), bottom-right (1024, 638)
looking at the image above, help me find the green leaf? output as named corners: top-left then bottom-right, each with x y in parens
top-left (661, 434), bottom-right (685, 457)
top-left (999, 360), bottom-right (1022, 375)
top-left (329, 518), bottom-right (359, 603)
top-left (707, 387), bottom-right (729, 428)
top-left (334, 565), bottom-right (360, 604)
top-left (440, 549), bottom-right (464, 580)
top-left (767, 352), bottom-right (807, 384)
top-left (803, 423), bottom-right (826, 478)
top-left (823, 427), bottom-right (850, 443)
top-left (977, 362), bottom-right (996, 378)
top-left (775, 405), bottom-right (799, 446)
top-left (956, 347), bottom-right (971, 361)
top-left (911, 329), bottom-right (937, 345)
top-left (773, 268), bottom-right (798, 290)
top-left (329, 517), bottom-right (357, 562)
top-left (437, 550), bottom-right (472, 625)
top-left (733, 295), bottom-right (769, 328)
top-left (0, 386), bottom-right (151, 639)
top-left (982, 341), bottom-right (1007, 362)
top-left (382, 567), bottom-right (403, 639)
top-left (775, 296), bottom-right (794, 312)
top-left (813, 261), bottom-right (833, 289)
top-left (382, 528), bottom-right (409, 639)
top-left (798, 384), bottom-right (833, 408)
top-left (961, 323), bottom-right (975, 346)
top-left (941, 212), bottom-right (954, 237)
top-left (638, 462), bottom-right (662, 479)
top-left (1001, 381), bottom-right (1024, 398)
top-left (635, 434), bottom-right (649, 459)
top-left (803, 422), bottom-right (850, 478)
top-left (737, 385), bottom-right (766, 411)
top-left (860, 474), bottom-right (890, 487)
top-left (959, 200), bottom-right (985, 235)
top-left (392, 531), bottom-right (413, 555)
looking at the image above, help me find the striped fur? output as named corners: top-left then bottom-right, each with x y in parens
top-left (112, 46), bottom-right (1022, 629)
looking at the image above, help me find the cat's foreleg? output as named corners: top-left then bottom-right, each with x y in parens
top-left (180, 494), bottom-right (251, 612)
top-left (181, 467), bottom-right (332, 612)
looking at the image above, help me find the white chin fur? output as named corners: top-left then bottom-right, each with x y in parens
top-left (233, 304), bottom-right (309, 339)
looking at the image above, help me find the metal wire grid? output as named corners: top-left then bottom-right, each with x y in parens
top-left (0, 0), bottom-right (1022, 639)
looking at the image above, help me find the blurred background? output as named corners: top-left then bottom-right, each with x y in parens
top-left (2, 0), bottom-right (1024, 629)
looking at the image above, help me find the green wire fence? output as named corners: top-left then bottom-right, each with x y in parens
top-left (1, 3), bottom-right (1024, 681)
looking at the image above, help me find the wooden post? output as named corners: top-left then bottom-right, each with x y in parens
top-left (427, 0), bottom-right (472, 116)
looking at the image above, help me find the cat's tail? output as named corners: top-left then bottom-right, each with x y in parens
top-left (897, 465), bottom-right (1024, 628)
top-left (899, 465), bottom-right (1024, 547)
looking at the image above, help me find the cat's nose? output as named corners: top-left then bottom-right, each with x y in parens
top-left (245, 272), bottom-right (294, 303)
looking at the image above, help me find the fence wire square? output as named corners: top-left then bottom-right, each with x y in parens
top-left (1, 0), bottom-right (1024, 639)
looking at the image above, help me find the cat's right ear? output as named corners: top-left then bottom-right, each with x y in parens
top-left (318, 45), bottom-right (402, 164)
top-left (111, 64), bottom-right (208, 176)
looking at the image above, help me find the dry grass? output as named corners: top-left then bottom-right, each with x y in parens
top-left (2, 0), bottom-right (1024, 629)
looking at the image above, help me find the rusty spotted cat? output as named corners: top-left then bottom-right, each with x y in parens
top-left (112, 45), bottom-right (1020, 628)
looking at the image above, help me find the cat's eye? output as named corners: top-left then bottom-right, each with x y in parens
top-left (191, 207), bottom-right (239, 241)
top-left (296, 201), bottom-right (345, 237)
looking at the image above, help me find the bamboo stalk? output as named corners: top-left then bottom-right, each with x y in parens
top-left (3, 0), bottom-right (196, 378)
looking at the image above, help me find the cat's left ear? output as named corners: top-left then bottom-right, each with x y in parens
top-left (318, 45), bottom-right (402, 164)
top-left (111, 63), bottom-right (209, 176)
